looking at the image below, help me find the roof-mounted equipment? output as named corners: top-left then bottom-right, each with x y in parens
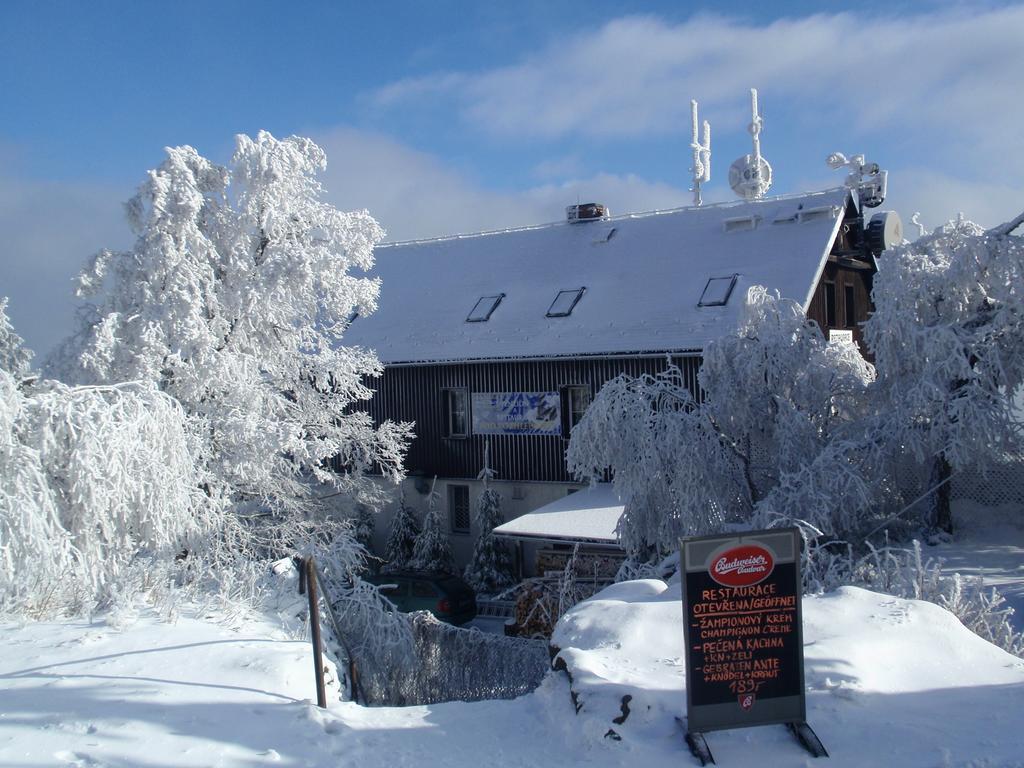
top-left (729, 88), bottom-right (773, 201)
top-left (865, 211), bottom-right (903, 256)
top-left (690, 99), bottom-right (712, 206)
top-left (566, 203), bottom-right (609, 223)
top-left (827, 152), bottom-right (888, 208)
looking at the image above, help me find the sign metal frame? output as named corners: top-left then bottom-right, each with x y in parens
top-left (679, 527), bottom-right (826, 760)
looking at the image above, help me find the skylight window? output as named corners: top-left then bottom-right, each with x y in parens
top-left (466, 294), bottom-right (504, 322)
top-left (698, 275), bottom-right (738, 307)
top-left (547, 288), bottom-right (586, 318)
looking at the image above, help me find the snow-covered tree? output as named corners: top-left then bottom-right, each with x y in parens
top-left (51, 132), bottom-right (411, 515)
top-left (352, 503), bottom-right (376, 551)
top-left (569, 209), bottom-right (1024, 559)
top-left (865, 211), bottom-right (1024, 532)
top-left (0, 298), bottom-right (32, 382)
top-left (567, 286), bottom-right (875, 559)
top-left (463, 446), bottom-right (515, 594)
top-left (410, 479), bottom-right (455, 574)
top-left (383, 491), bottom-right (420, 571)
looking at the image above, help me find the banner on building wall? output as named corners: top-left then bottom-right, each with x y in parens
top-left (471, 392), bottom-right (561, 435)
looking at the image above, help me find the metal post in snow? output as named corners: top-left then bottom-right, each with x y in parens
top-left (305, 556), bottom-right (328, 708)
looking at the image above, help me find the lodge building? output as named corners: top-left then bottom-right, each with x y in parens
top-left (342, 185), bottom-right (896, 575)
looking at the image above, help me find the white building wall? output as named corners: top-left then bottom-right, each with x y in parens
top-left (364, 477), bottom-right (583, 575)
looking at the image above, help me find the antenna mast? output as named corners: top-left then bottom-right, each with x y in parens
top-left (749, 88), bottom-right (763, 173)
top-left (690, 99), bottom-right (711, 206)
top-left (728, 88), bottom-right (772, 200)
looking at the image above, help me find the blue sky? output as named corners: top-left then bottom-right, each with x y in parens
top-left (2, 1), bottom-right (1022, 356)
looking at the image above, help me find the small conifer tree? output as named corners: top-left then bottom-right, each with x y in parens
top-left (353, 503), bottom-right (376, 552)
top-left (464, 443), bottom-right (515, 594)
top-left (383, 491), bottom-right (419, 571)
top-left (410, 478), bottom-right (455, 574)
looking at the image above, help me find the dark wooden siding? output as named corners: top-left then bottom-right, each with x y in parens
top-left (806, 260), bottom-right (875, 353)
top-left (354, 355), bottom-right (702, 482)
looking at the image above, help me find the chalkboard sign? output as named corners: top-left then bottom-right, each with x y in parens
top-left (680, 528), bottom-right (806, 732)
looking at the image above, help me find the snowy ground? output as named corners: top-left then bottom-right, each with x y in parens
top-left (936, 502), bottom-right (1024, 630)
top-left (2, 579), bottom-right (1023, 768)
top-left (2, 508), bottom-right (1022, 768)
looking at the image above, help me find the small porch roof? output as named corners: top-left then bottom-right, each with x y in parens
top-left (492, 484), bottom-right (624, 548)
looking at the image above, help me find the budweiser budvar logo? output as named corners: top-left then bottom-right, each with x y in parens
top-left (709, 544), bottom-right (775, 587)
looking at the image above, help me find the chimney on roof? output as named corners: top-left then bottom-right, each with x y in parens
top-left (566, 203), bottom-right (609, 223)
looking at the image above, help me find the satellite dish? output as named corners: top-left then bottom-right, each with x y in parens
top-left (866, 211), bottom-right (903, 255)
top-left (729, 155), bottom-right (773, 201)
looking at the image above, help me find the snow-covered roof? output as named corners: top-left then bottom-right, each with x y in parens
top-left (343, 188), bottom-right (850, 364)
top-left (492, 484), bottom-right (623, 546)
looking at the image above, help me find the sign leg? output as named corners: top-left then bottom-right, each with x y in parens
top-left (788, 721), bottom-right (828, 758)
top-left (676, 718), bottom-right (716, 766)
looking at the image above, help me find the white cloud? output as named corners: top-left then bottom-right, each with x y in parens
top-left (531, 154), bottom-right (585, 181)
top-left (313, 127), bottom-right (690, 241)
top-left (371, 6), bottom-right (1024, 177)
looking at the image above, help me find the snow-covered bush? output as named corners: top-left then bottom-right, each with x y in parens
top-left (0, 366), bottom-right (214, 617)
top-left (51, 131), bottom-right (411, 516)
top-left (803, 535), bottom-right (1023, 657)
top-left (556, 543), bottom-right (582, 619)
top-left (410, 481), bottom-right (455, 574)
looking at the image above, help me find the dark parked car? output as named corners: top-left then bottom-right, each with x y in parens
top-left (366, 570), bottom-right (477, 626)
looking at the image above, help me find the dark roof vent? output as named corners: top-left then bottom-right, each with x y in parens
top-left (567, 203), bottom-right (609, 223)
